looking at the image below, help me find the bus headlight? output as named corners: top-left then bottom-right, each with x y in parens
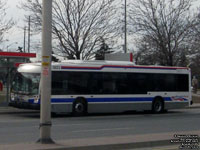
top-left (11, 94), bottom-right (15, 101)
top-left (34, 96), bottom-right (39, 103)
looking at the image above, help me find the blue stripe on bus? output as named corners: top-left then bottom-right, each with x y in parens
top-left (29, 97), bottom-right (173, 104)
top-left (28, 99), bottom-right (34, 103)
top-left (52, 98), bottom-right (74, 103)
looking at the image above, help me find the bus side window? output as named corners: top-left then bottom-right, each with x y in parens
top-left (127, 73), bottom-right (147, 94)
top-left (89, 72), bottom-right (103, 94)
top-left (176, 74), bottom-right (189, 91)
top-left (103, 81), bottom-right (116, 94)
top-left (63, 80), bottom-right (68, 90)
top-left (153, 74), bottom-right (164, 91)
top-left (67, 72), bottom-right (90, 94)
top-left (52, 71), bottom-right (69, 95)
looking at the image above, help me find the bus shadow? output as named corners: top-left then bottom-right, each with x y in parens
top-left (51, 109), bottom-right (183, 118)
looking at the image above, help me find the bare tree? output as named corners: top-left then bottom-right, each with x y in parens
top-left (21, 0), bottom-right (117, 60)
top-left (129, 0), bottom-right (195, 66)
top-left (134, 36), bottom-right (160, 65)
top-left (187, 10), bottom-right (200, 77)
top-left (0, 0), bottom-right (14, 44)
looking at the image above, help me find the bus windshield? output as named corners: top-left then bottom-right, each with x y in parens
top-left (11, 73), bottom-right (40, 95)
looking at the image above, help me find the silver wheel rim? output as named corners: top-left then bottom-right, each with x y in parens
top-left (75, 103), bottom-right (84, 113)
top-left (155, 101), bottom-right (162, 112)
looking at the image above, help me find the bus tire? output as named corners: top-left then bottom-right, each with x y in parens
top-left (152, 98), bottom-right (164, 113)
top-left (73, 98), bottom-right (87, 116)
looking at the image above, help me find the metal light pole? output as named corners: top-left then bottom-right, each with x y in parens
top-left (28, 16), bottom-right (31, 53)
top-left (23, 27), bottom-right (26, 53)
top-left (38, 0), bottom-right (54, 144)
top-left (124, 0), bottom-right (127, 53)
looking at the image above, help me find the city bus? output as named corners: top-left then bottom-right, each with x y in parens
top-left (10, 60), bottom-right (192, 115)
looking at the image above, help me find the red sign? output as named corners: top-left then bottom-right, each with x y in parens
top-left (0, 52), bottom-right (36, 58)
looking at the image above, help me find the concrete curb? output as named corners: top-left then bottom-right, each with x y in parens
top-left (1, 129), bottom-right (200, 150)
top-left (0, 140), bottom-right (175, 150)
top-left (42, 140), bottom-right (173, 150)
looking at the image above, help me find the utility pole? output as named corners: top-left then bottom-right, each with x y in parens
top-left (23, 27), bottom-right (26, 53)
top-left (124, 0), bottom-right (127, 53)
top-left (28, 16), bottom-right (31, 53)
top-left (6, 58), bottom-right (10, 104)
top-left (38, 0), bottom-right (53, 144)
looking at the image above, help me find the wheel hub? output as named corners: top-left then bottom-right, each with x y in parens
top-left (155, 102), bottom-right (162, 112)
top-left (75, 103), bottom-right (84, 113)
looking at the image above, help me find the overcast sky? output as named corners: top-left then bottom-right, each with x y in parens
top-left (4, 0), bottom-right (33, 52)
top-left (3, 0), bottom-right (200, 53)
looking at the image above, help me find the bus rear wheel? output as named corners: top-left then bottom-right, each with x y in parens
top-left (73, 98), bottom-right (87, 116)
top-left (152, 98), bottom-right (164, 113)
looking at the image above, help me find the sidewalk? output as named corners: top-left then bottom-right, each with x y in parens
top-left (189, 103), bottom-right (200, 108)
top-left (189, 103), bottom-right (200, 109)
top-left (192, 93), bottom-right (200, 104)
top-left (1, 130), bottom-right (200, 150)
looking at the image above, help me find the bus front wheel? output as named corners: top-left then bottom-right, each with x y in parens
top-left (73, 98), bottom-right (87, 116)
top-left (152, 98), bottom-right (164, 113)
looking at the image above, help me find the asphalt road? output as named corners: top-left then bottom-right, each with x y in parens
top-left (0, 108), bottom-right (200, 145)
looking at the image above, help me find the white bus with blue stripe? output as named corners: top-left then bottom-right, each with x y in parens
top-left (10, 60), bottom-right (191, 115)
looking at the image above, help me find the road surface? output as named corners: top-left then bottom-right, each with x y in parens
top-left (0, 108), bottom-right (199, 146)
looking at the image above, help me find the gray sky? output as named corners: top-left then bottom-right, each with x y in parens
top-left (4, 0), bottom-right (32, 52)
top-left (3, 0), bottom-right (200, 53)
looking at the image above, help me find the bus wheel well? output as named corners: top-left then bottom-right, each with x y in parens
top-left (152, 96), bottom-right (164, 113)
top-left (72, 97), bottom-right (88, 116)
